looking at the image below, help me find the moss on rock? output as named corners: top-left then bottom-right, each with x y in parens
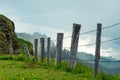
top-left (0, 14), bottom-right (33, 54)
top-left (19, 38), bottom-right (33, 55)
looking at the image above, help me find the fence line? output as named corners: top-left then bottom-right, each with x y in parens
top-left (50, 23), bottom-right (120, 77)
top-left (18, 22), bottom-right (120, 77)
top-left (3, 40), bottom-right (113, 50)
top-left (0, 22), bottom-right (120, 77)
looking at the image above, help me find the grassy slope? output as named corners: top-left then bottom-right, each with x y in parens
top-left (0, 54), bottom-right (120, 80)
top-left (18, 38), bottom-right (33, 55)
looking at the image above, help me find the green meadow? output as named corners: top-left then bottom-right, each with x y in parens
top-left (0, 54), bottom-right (120, 80)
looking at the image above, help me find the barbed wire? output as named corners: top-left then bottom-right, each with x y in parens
top-left (80, 30), bottom-right (97, 35)
top-left (77, 59), bottom-right (95, 62)
top-left (1, 37), bottom-right (120, 50)
top-left (77, 59), bottom-right (120, 63)
top-left (80, 37), bottom-right (120, 47)
top-left (62, 37), bottom-right (120, 49)
top-left (78, 43), bottom-right (96, 47)
top-left (60, 58), bottom-right (120, 63)
top-left (102, 23), bottom-right (120, 30)
top-left (51, 22), bottom-right (120, 42)
top-left (53, 56), bottom-right (120, 63)
top-left (101, 37), bottom-right (120, 44)
top-left (99, 60), bottom-right (120, 62)
top-left (80, 22), bottom-right (120, 36)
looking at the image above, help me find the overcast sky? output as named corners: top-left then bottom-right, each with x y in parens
top-left (0, 0), bottom-right (120, 59)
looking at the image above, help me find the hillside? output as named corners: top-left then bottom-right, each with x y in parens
top-left (17, 32), bottom-right (55, 55)
top-left (0, 14), bottom-right (33, 54)
top-left (0, 54), bottom-right (120, 80)
top-left (0, 14), bottom-right (19, 54)
top-left (18, 38), bottom-right (33, 55)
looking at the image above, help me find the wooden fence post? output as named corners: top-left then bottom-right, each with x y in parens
top-left (10, 39), bottom-right (13, 59)
top-left (23, 44), bottom-right (31, 58)
top-left (55, 33), bottom-right (64, 66)
top-left (94, 23), bottom-right (102, 78)
top-left (68, 23), bottom-right (81, 70)
top-left (34, 39), bottom-right (38, 62)
top-left (47, 37), bottom-right (51, 65)
top-left (40, 38), bottom-right (45, 63)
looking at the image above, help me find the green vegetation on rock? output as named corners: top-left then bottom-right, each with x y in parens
top-left (19, 38), bottom-right (33, 55)
top-left (0, 14), bottom-right (33, 54)
top-left (0, 14), bottom-right (19, 54)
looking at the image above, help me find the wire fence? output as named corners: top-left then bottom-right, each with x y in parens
top-left (60, 56), bottom-right (120, 63)
top-left (52, 23), bottom-right (120, 57)
top-left (0, 22), bottom-right (120, 63)
top-left (77, 59), bottom-right (120, 63)
top-left (58, 56), bottom-right (120, 63)
top-left (58, 22), bottom-right (120, 63)
top-left (52, 22), bottom-right (120, 41)
top-left (62, 37), bottom-right (120, 49)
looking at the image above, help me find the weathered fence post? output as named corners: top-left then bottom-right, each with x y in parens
top-left (55, 33), bottom-right (64, 66)
top-left (68, 23), bottom-right (81, 70)
top-left (47, 37), bottom-right (51, 65)
top-left (40, 38), bottom-right (45, 63)
top-left (23, 44), bottom-right (31, 58)
top-left (94, 23), bottom-right (102, 78)
top-left (10, 39), bottom-right (13, 59)
top-left (34, 39), bottom-right (38, 62)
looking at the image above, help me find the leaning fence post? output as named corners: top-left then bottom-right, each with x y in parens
top-left (68, 23), bottom-right (81, 70)
top-left (40, 38), bottom-right (45, 63)
top-left (94, 23), bottom-right (102, 78)
top-left (10, 39), bottom-right (13, 59)
top-left (47, 37), bottom-right (51, 65)
top-left (34, 39), bottom-right (38, 62)
top-left (55, 33), bottom-right (64, 66)
top-left (23, 44), bottom-right (31, 58)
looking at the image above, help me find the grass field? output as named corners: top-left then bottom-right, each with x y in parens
top-left (0, 54), bottom-right (120, 80)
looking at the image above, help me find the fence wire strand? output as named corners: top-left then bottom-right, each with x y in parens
top-left (59, 58), bottom-right (120, 63)
top-left (62, 37), bottom-right (120, 49)
top-left (51, 22), bottom-right (120, 41)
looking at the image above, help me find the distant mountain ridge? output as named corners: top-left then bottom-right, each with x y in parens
top-left (17, 32), bottom-right (47, 44)
top-left (77, 52), bottom-right (120, 74)
top-left (77, 52), bottom-right (120, 68)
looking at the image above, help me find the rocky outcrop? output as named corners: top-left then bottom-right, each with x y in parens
top-left (0, 14), bottom-right (34, 55)
top-left (0, 14), bottom-right (19, 54)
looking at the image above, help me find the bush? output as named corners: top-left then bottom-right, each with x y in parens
top-left (13, 54), bottom-right (28, 61)
top-left (0, 55), bottom-right (12, 60)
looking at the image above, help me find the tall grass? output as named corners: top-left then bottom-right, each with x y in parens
top-left (0, 54), bottom-right (120, 80)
